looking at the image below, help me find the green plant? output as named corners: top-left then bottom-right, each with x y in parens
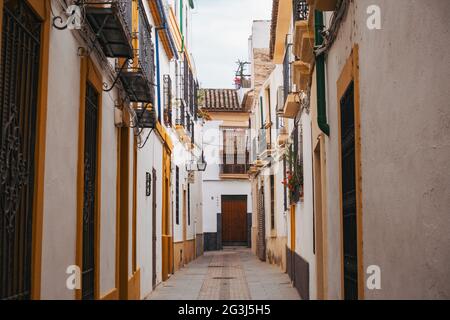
top-left (197, 108), bottom-right (212, 120)
top-left (282, 147), bottom-right (304, 204)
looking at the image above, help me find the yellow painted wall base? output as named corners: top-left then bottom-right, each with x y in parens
top-left (101, 288), bottom-right (119, 300)
top-left (173, 240), bottom-right (196, 272)
top-left (184, 239), bottom-right (196, 264)
top-left (127, 268), bottom-right (141, 300)
top-left (266, 236), bottom-right (287, 272)
top-left (174, 242), bottom-right (184, 272)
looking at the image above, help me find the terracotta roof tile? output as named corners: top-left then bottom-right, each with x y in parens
top-left (201, 89), bottom-right (244, 112)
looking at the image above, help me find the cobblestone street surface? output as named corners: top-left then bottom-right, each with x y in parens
top-left (147, 248), bottom-right (300, 300)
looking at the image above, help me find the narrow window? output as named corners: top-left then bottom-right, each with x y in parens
top-left (176, 166), bottom-right (180, 225)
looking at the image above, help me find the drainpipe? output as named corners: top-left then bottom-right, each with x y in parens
top-left (180, 0), bottom-right (184, 52)
top-left (155, 29), bottom-right (162, 123)
top-left (315, 10), bottom-right (330, 136)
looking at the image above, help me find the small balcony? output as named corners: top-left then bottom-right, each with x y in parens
top-left (220, 164), bottom-right (250, 175)
top-left (220, 155), bottom-right (250, 179)
top-left (292, 60), bottom-right (311, 92)
top-left (175, 102), bottom-right (192, 145)
top-left (283, 93), bottom-right (300, 119)
top-left (84, 0), bottom-right (134, 59)
top-left (293, 1), bottom-right (314, 78)
top-left (119, 4), bottom-right (155, 104)
top-left (277, 127), bottom-right (289, 147)
top-left (119, 57), bottom-right (155, 104)
top-left (258, 128), bottom-right (274, 161)
top-left (135, 108), bottom-right (156, 129)
top-left (282, 46), bottom-right (292, 108)
top-left (163, 75), bottom-right (173, 127)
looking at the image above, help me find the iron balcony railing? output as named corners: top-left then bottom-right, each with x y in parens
top-left (138, 1), bottom-right (156, 103)
top-left (114, 1), bottom-right (155, 104)
top-left (117, 0), bottom-right (132, 34)
top-left (183, 53), bottom-right (190, 112)
top-left (185, 113), bottom-right (192, 136)
top-left (194, 81), bottom-right (199, 121)
top-left (293, 0), bottom-right (309, 22)
top-left (163, 74), bottom-right (172, 127)
top-left (176, 101), bottom-right (186, 127)
top-left (258, 129), bottom-right (269, 155)
top-left (177, 55), bottom-right (198, 128)
top-left (221, 147), bottom-right (250, 175)
top-left (84, 0), bottom-right (134, 59)
top-left (220, 162), bottom-right (250, 175)
top-left (251, 137), bottom-right (258, 163)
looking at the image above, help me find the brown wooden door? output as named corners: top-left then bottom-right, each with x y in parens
top-left (152, 169), bottom-right (157, 289)
top-left (222, 196), bottom-right (247, 246)
top-left (257, 187), bottom-right (266, 261)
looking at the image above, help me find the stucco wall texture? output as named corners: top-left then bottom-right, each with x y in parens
top-left (42, 26), bottom-right (119, 299)
top-left (323, 0), bottom-right (450, 299)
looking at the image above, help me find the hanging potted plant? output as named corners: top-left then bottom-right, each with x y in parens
top-left (282, 147), bottom-right (304, 204)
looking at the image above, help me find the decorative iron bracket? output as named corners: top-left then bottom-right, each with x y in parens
top-left (103, 58), bottom-right (133, 92)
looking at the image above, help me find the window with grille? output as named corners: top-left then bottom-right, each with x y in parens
top-left (163, 75), bottom-right (172, 127)
top-left (221, 128), bottom-right (249, 174)
top-left (0, 0), bottom-right (42, 300)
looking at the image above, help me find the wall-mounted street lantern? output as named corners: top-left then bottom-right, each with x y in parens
top-left (185, 151), bottom-right (207, 173)
top-left (196, 151), bottom-right (207, 172)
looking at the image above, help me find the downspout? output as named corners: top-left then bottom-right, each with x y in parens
top-left (155, 29), bottom-right (162, 123)
top-left (180, 0), bottom-right (184, 52)
top-left (315, 10), bottom-right (330, 136)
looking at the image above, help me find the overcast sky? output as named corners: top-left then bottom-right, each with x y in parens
top-left (191, 0), bottom-right (272, 89)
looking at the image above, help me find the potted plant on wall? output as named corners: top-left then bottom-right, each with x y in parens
top-left (282, 147), bottom-right (304, 204)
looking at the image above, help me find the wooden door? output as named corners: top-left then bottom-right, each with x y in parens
top-left (340, 82), bottom-right (358, 300)
top-left (222, 195), bottom-right (247, 246)
top-left (257, 188), bottom-right (266, 261)
top-left (81, 81), bottom-right (100, 300)
top-left (314, 141), bottom-right (326, 300)
top-left (118, 126), bottom-right (130, 299)
top-left (161, 148), bottom-right (172, 281)
top-left (152, 169), bottom-right (157, 289)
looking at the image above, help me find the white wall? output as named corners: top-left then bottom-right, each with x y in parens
top-left (203, 180), bottom-right (252, 233)
top-left (295, 113), bottom-right (316, 299)
top-left (99, 70), bottom-right (120, 296)
top-left (41, 27), bottom-right (80, 300)
top-left (42, 26), bottom-right (119, 299)
top-left (201, 118), bottom-right (252, 234)
top-left (137, 129), bottom-right (164, 298)
top-left (251, 20), bottom-right (271, 49)
top-left (323, 0), bottom-right (450, 299)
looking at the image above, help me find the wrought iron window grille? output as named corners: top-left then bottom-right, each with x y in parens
top-left (293, 0), bottom-right (309, 22)
top-left (163, 75), bottom-right (173, 127)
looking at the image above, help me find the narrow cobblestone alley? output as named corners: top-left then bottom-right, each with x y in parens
top-left (147, 248), bottom-right (300, 300)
